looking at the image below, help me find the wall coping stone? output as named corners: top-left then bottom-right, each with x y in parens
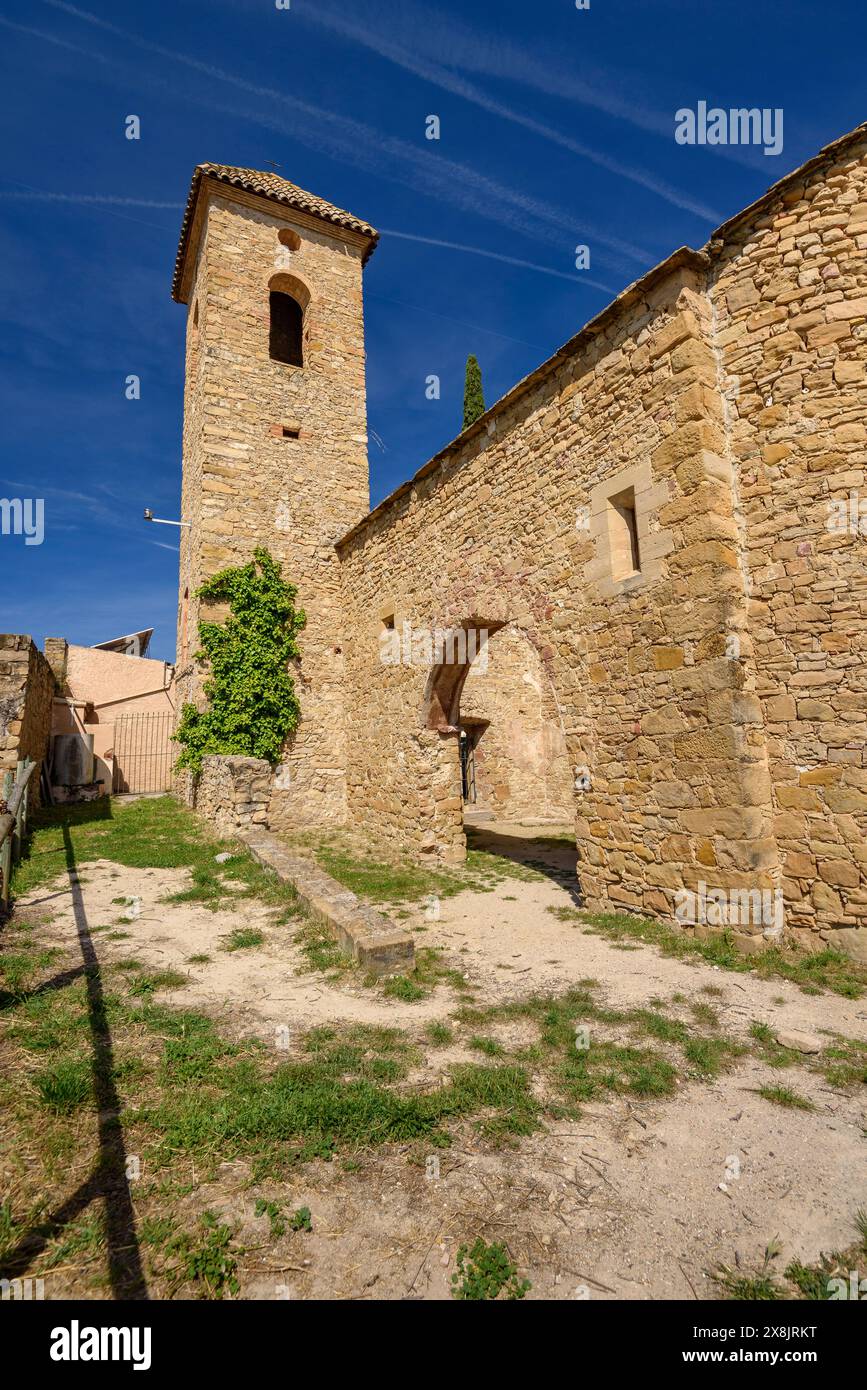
top-left (242, 829), bottom-right (415, 976)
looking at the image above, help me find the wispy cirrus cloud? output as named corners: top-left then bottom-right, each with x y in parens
top-left (379, 229), bottom-right (616, 293)
top-left (0, 190), bottom-right (183, 208)
top-left (301, 0), bottom-right (767, 172)
top-left (36, 0), bottom-right (654, 268)
top-left (302, 3), bottom-right (723, 222)
top-left (0, 478), bottom-right (142, 535)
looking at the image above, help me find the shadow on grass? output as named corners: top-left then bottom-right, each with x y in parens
top-left (0, 820), bottom-right (148, 1300)
top-left (464, 824), bottom-right (583, 907)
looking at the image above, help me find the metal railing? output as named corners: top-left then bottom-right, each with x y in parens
top-left (0, 757), bottom-right (38, 911)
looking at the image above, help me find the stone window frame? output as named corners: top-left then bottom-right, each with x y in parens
top-left (378, 600), bottom-right (400, 631)
top-left (267, 271), bottom-right (313, 373)
top-left (583, 460), bottom-right (672, 598)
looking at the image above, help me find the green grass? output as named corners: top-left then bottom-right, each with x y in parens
top-left (13, 796), bottom-right (303, 926)
top-left (140, 1216), bottom-right (178, 1249)
top-left (167, 1212), bottom-right (240, 1299)
top-left (784, 1260), bottom-right (836, 1300)
top-left (1, 944), bottom-right (548, 1293)
top-left (452, 983), bottom-right (771, 1108)
top-left (682, 1035), bottom-right (744, 1078)
top-left (219, 928), bottom-right (264, 952)
top-left (289, 1205), bottom-right (312, 1233)
top-left (33, 1057), bottom-right (92, 1114)
top-left (469, 1035), bottom-right (505, 1057)
top-left (128, 1015), bottom-right (539, 1172)
top-left (293, 919), bottom-right (351, 975)
top-left (13, 798), bottom-right (209, 894)
top-left (407, 946), bottom-right (475, 998)
top-left (464, 846), bottom-right (548, 887)
top-left (716, 1221), bottom-right (867, 1301)
top-left (0, 948), bottom-right (60, 1000)
top-left (141, 1041), bottom-right (538, 1169)
top-left (549, 905), bottom-right (867, 999)
top-left (282, 826), bottom-right (558, 911)
top-left (714, 1269), bottom-right (782, 1299)
top-left (254, 1197), bottom-right (286, 1238)
top-left (5, 801), bottom-right (859, 1298)
top-left (425, 1021), bottom-right (454, 1046)
top-left (451, 1238), bottom-right (530, 1300)
top-left (44, 1210), bottom-right (106, 1269)
top-left (632, 1009), bottom-right (688, 1044)
top-left (311, 841), bottom-right (466, 905)
top-left (748, 1021), bottom-right (799, 1069)
top-left (818, 1034), bottom-right (867, 1088)
top-left (364, 947), bottom-right (475, 1005)
top-left (382, 974), bottom-right (426, 1002)
top-left (128, 969), bottom-right (189, 997)
top-left (754, 1084), bottom-right (815, 1111)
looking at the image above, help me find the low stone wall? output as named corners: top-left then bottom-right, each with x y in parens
top-left (244, 829), bottom-right (414, 975)
top-left (194, 754), bottom-right (272, 833)
top-left (0, 635), bottom-right (56, 807)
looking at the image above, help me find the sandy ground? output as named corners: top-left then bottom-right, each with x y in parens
top-left (16, 824), bottom-right (867, 1301)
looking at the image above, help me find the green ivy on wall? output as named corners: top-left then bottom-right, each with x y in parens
top-left (174, 547), bottom-right (306, 776)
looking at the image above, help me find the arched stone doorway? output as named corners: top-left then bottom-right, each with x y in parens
top-left (421, 619), bottom-right (576, 862)
top-left (460, 624), bottom-right (573, 826)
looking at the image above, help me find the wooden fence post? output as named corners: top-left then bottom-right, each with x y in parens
top-left (1, 770), bottom-right (13, 910)
top-left (20, 758), bottom-right (31, 851)
top-left (12, 759), bottom-right (24, 865)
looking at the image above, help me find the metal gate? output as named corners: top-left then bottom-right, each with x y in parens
top-left (459, 728), bottom-right (477, 804)
top-left (112, 712), bottom-right (175, 793)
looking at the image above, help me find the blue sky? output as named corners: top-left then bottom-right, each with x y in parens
top-left (2, 0), bottom-right (864, 662)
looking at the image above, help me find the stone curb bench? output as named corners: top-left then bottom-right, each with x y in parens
top-left (242, 829), bottom-right (415, 976)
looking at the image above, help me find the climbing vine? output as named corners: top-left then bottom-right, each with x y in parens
top-left (174, 547), bottom-right (305, 776)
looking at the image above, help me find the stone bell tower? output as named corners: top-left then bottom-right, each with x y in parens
top-left (172, 163), bottom-right (378, 827)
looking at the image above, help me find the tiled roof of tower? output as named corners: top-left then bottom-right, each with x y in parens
top-left (172, 163), bottom-right (379, 300)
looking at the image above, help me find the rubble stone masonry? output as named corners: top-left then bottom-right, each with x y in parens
top-left (174, 175), bottom-right (372, 831)
top-left (195, 754), bottom-right (271, 834)
top-left (460, 625), bottom-right (574, 822)
top-left (175, 127), bottom-right (867, 959)
top-left (0, 635), bottom-right (56, 806)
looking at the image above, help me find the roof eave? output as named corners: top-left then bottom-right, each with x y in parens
top-left (335, 120), bottom-right (867, 553)
top-left (336, 245), bottom-right (708, 551)
top-left (172, 167), bottom-right (379, 303)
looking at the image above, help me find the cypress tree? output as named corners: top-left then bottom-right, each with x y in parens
top-left (462, 354), bottom-right (485, 430)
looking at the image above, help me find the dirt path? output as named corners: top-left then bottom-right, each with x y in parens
top-left (16, 829), bottom-right (867, 1301)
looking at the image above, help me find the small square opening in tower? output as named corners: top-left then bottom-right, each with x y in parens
top-left (607, 486), bottom-right (642, 580)
top-left (281, 426), bottom-right (300, 440)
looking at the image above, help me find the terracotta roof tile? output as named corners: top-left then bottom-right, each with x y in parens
top-left (172, 163), bottom-right (378, 300)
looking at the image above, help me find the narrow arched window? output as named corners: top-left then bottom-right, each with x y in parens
top-left (269, 290), bottom-right (304, 367)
